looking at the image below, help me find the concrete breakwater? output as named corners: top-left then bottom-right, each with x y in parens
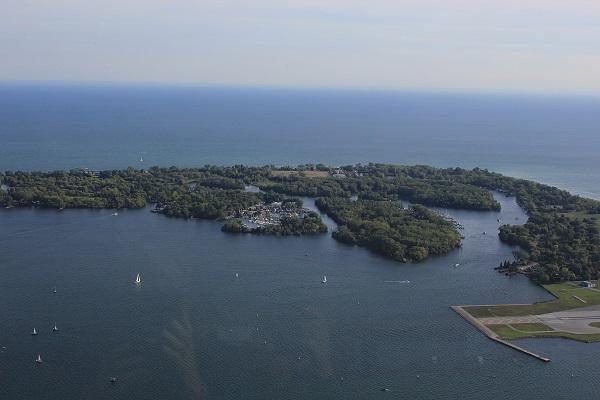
top-left (451, 305), bottom-right (551, 363)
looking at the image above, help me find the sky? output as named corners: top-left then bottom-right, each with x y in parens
top-left (1, 0), bottom-right (600, 94)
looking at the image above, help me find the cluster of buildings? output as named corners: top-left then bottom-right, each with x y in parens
top-left (72, 168), bottom-right (102, 177)
top-left (330, 169), bottom-right (362, 179)
top-left (236, 202), bottom-right (310, 228)
top-left (579, 280), bottom-right (597, 288)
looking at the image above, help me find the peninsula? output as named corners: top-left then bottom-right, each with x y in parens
top-left (1, 163), bottom-right (599, 280)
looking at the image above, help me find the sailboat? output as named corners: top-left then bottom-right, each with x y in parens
top-left (52, 323), bottom-right (58, 332)
top-left (53, 287), bottom-right (57, 293)
top-left (322, 275), bottom-right (327, 284)
top-left (140, 156), bottom-right (144, 162)
top-left (31, 328), bottom-right (38, 336)
top-left (35, 355), bottom-right (43, 364)
top-left (135, 273), bottom-right (141, 284)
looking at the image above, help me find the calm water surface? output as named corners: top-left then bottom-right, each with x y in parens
top-left (1, 86), bottom-right (600, 399)
top-left (0, 85), bottom-right (599, 198)
top-left (1, 195), bottom-right (598, 400)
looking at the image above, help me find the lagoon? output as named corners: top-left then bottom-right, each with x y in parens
top-left (1, 193), bottom-right (596, 400)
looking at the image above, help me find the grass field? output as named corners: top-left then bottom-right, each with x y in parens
top-left (562, 211), bottom-right (600, 228)
top-left (464, 283), bottom-right (600, 318)
top-left (270, 170), bottom-right (329, 178)
top-left (459, 282), bottom-right (600, 342)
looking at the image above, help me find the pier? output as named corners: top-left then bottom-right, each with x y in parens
top-left (451, 305), bottom-right (551, 363)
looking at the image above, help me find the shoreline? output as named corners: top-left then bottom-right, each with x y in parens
top-left (451, 305), bottom-right (551, 362)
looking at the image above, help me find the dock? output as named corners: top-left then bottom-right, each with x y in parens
top-left (451, 305), bottom-right (551, 363)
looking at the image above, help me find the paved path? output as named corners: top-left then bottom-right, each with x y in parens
top-left (480, 304), bottom-right (600, 335)
top-left (536, 304), bottom-right (600, 334)
top-left (480, 316), bottom-right (541, 325)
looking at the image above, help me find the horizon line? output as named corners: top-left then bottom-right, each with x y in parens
top-left (1, 79), bottom-right (600, 100)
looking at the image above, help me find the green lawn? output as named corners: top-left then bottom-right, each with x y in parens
top-left (464, 283), bottom-right (600, 318)
top-left (488, 324), bottom-right (547, 340)
top-left (488, 324), bottom-right (600, 342)
top-left (562, 212), bottom-right (600, 229)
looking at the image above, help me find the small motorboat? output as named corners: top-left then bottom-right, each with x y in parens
top-left (135, 273), bottom-right (141, 284)
top-left (110, 377), bottom-right (117, 384)
top-left (52, 323), bottom-right (59, 332)
top-left (35, 355), bottom-right (42, 364)
top-left (321, 275), bottom-right (327, 284)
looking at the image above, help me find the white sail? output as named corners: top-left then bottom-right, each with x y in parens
top-left (36, 355), bottom-right (42, 363)
top-left (322, 275), bottom-right (327, 283)
top-left (32, 328), bottom-right (37, 335)
top-left (135, 273), bottom-right (141, 284)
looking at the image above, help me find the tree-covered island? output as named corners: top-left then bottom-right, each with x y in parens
top-left (1, 163), bottom-right (599, 282)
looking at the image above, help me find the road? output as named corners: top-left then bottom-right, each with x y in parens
top-left (480, 304), bottom-right (600, 334)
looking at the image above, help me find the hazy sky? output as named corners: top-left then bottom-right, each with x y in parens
top-left (2, 0), bottom-right (600, 93)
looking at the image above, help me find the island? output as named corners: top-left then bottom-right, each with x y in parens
top-left (1, 163), bottom-right (599, 279)
top-left (221, 197), bottom-right (327, 235)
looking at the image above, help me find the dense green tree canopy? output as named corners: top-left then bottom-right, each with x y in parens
top-left (317, 198), bottom-right (460, 261)
top-left (2, 163), bottom-right (599, 280)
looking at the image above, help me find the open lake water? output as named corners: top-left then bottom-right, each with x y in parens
top-left (1, 85), bottom-right (599, 399)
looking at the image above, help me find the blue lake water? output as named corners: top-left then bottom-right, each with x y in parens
top-left (1, 85), bottom-right (600, 399)
top-left (0, 84), bottom-right (599, 198)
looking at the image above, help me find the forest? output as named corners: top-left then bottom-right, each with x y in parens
top-left (315, 198), bottom-right (461, 261)
top-left (2, 163), bottom-right (599, 279)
